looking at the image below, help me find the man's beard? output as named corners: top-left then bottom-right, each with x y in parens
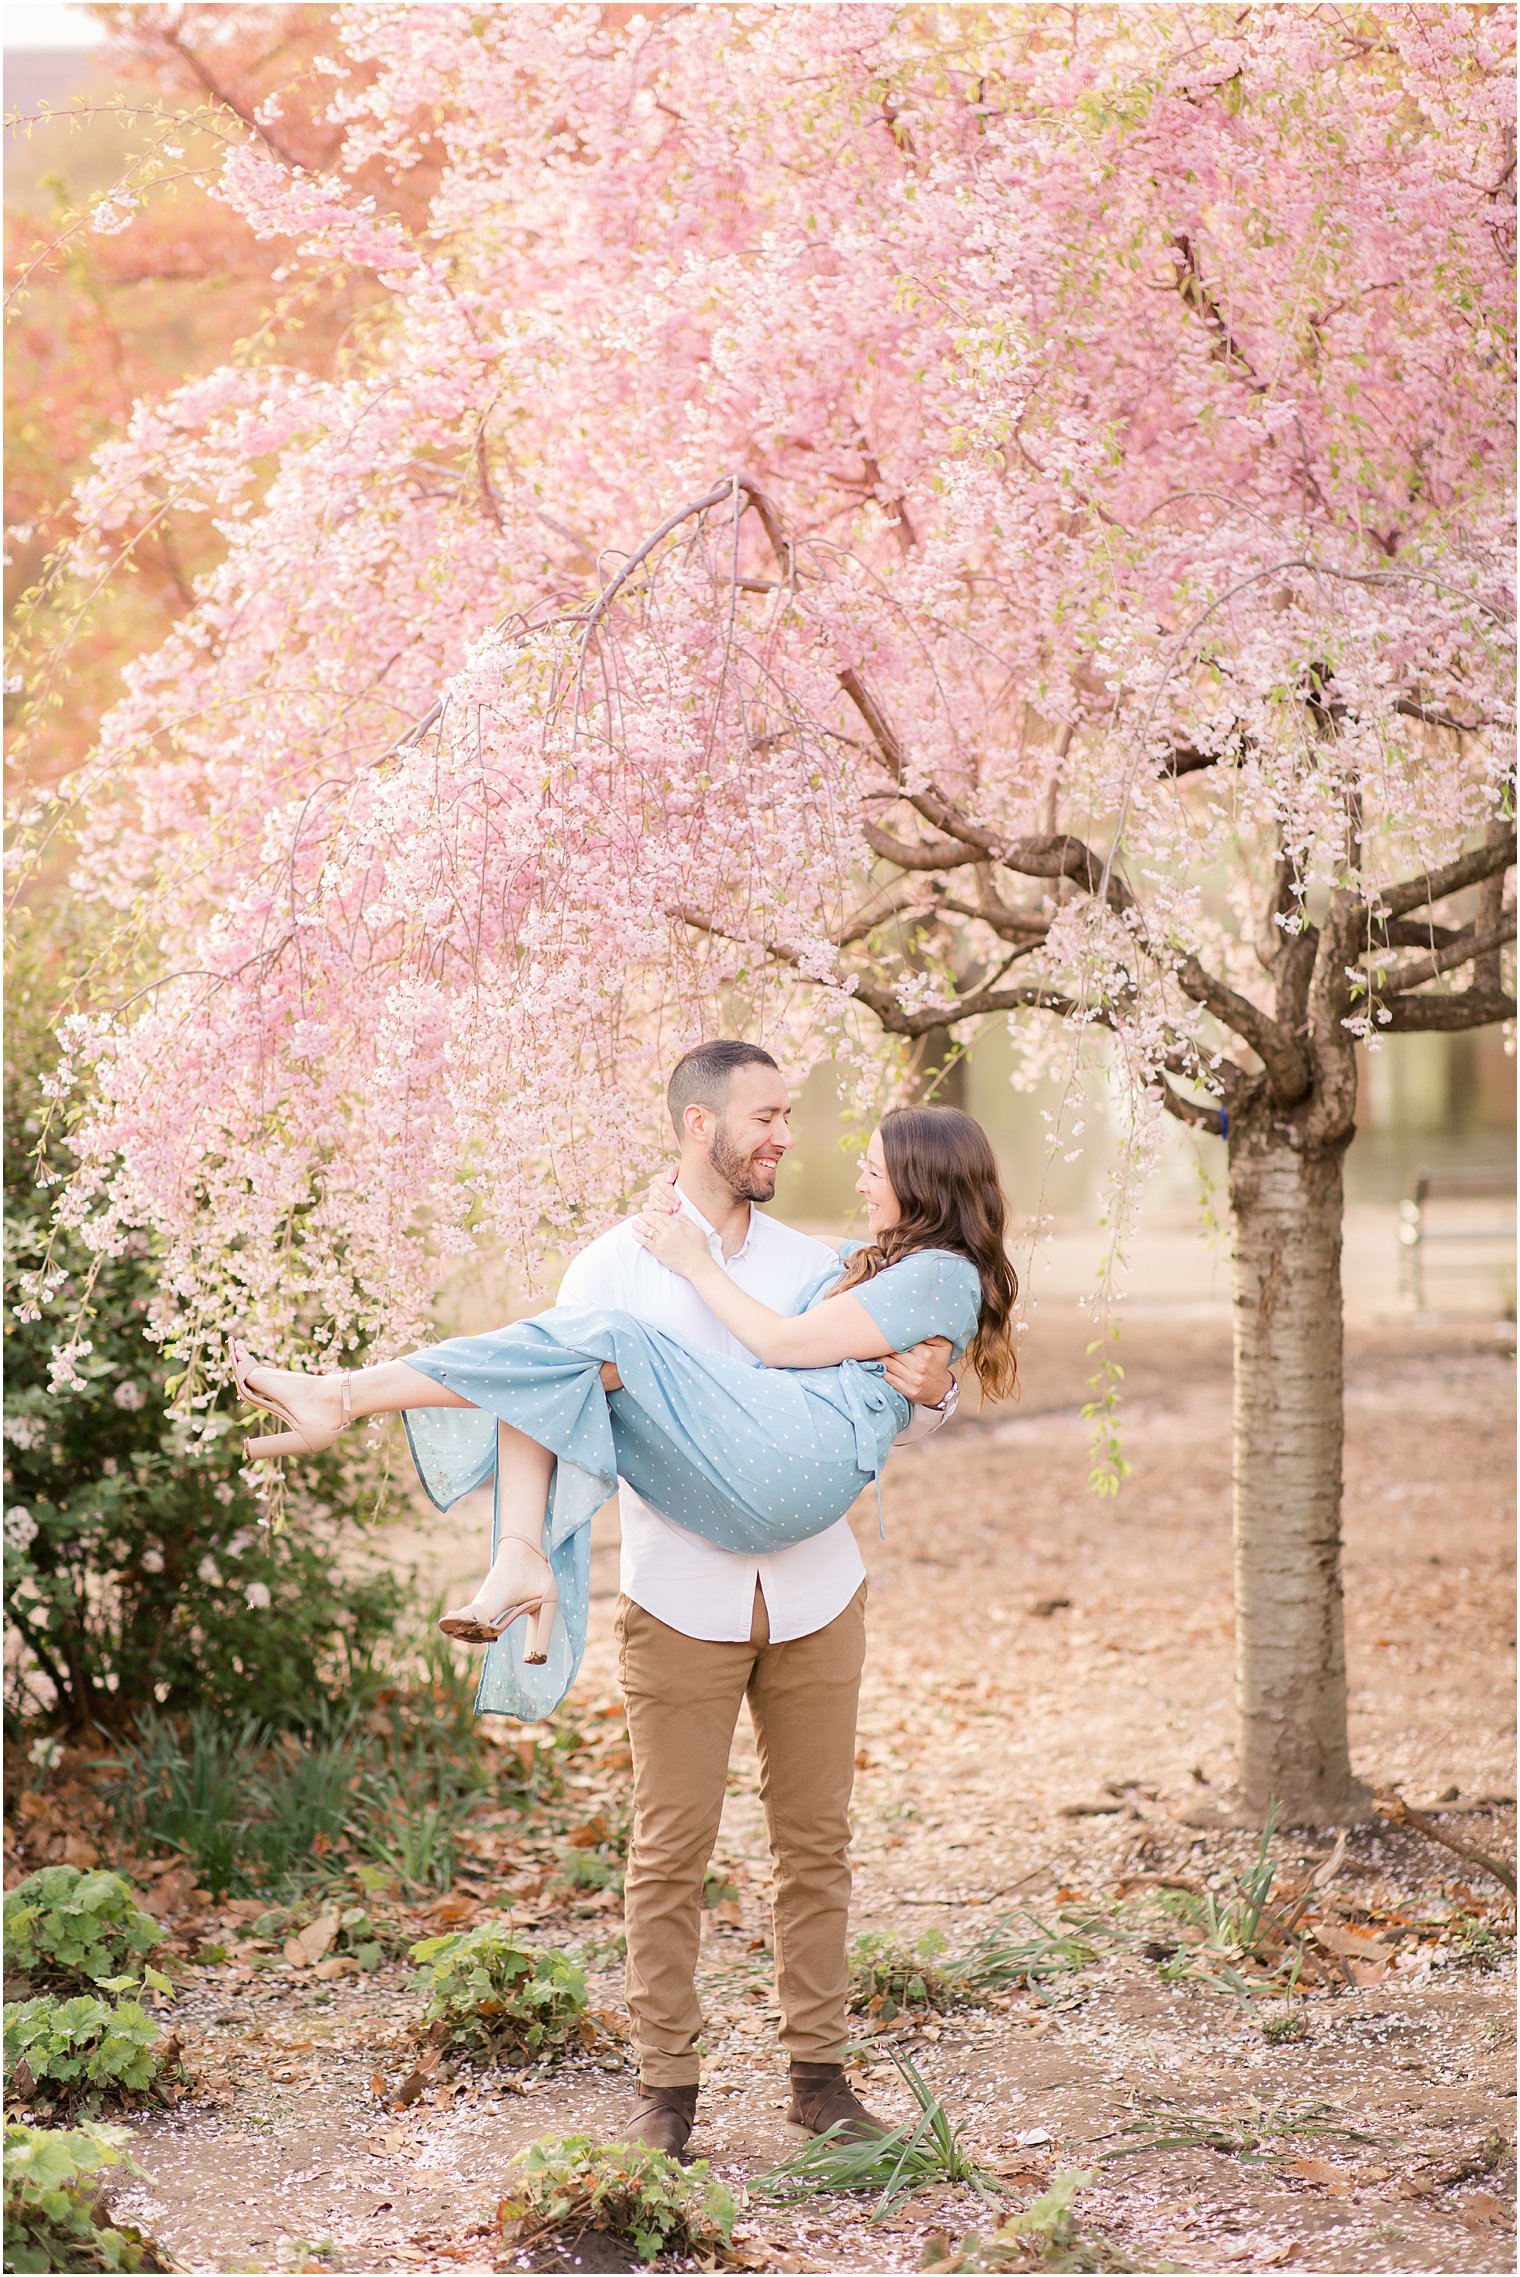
top-left (709, 1120), bottom-right (778, 1204)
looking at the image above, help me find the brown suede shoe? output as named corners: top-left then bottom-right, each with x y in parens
top-left (786, 2061), bottom-right (891, 2143)
top-left (617, 2081), bottom-right (698, 2159)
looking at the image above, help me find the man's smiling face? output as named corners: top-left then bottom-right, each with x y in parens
top-left (706, 1062), bottom-right (795, 1203)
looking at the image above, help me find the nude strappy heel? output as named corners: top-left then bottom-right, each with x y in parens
top-left (231, 1339), bottom-right (350, 1459)
top-left (438, 1553), bottom-right (558, 1663)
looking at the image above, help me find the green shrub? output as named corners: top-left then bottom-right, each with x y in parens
top-left (409, 1924), bottom-right (589, 2065)
top-left (849, 1911), bottom-right (1112, 2025)
top-left (497, 2135), bottom-right (738, 2266)
top-left (850, 1927), bottom-right (959, 2019)
top-left (4, 1995), bottom-right (184, 2118)
top-left (4, 918), bottom-right (408, 1738)
top-left (4, 1870), bottom-right (161, 1994)
top-left (3, 2120), bottom-right (174, 2273)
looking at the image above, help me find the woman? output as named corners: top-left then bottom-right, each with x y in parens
top-left (233, 1105), bottom-right (1017, 1716)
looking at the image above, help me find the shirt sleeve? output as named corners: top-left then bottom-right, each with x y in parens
top-left (894, 1376), bottom-right (960, 1445)
top-left (557, 1227), bottom-right (633, 1309)
top-left (848, 1250), bottom-right (982, 1360)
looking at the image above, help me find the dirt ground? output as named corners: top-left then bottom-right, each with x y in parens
top-left (61, 1305), bottom-right (1520, 2273)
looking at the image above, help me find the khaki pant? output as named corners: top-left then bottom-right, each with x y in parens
top-left (615, 1581), bottom-right (867, 2087)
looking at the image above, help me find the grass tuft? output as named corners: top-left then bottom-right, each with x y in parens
top-left (1099, 2095), bottom-right (1376, 2165)
top-left (754, 2051), bottom-right (996, 2220)
top-left (103, 1636), bottom-right (516, 1900)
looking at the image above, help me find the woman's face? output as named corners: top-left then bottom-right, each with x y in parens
top-left (855, 1128), bottom-right (901, 1237)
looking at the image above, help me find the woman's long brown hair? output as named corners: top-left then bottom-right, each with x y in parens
top-left (836, 1105), bottom-right (1019, 1401)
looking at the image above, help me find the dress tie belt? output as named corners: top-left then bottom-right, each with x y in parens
top-left (837, 1362), bottom-right (910, 1534)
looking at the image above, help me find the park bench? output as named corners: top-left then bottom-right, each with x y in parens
top-left (1398, 1166), bottom-right (1516, 1316)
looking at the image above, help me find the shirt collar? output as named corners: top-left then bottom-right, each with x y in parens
top-left (674, 1184), bottom-right (756, 1264)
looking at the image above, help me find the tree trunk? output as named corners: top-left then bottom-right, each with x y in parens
top-left (1228, 1112), bottom-right (1370, 1823)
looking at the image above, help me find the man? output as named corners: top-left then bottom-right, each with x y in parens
top-left (557, 1040), bottom-right (957, 2155)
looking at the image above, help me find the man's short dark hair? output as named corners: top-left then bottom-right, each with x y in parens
top-left (667, 1040), bottom-right (779, 1134)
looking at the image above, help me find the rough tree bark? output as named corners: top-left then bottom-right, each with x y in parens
top-left (1228, 1114), bottom-right (1366, 1818)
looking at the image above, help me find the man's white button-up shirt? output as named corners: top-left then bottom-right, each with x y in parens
top-left (556, 1189), bottom-right (952, 1643)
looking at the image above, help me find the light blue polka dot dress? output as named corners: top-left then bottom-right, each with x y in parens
top-left (402, 1245), bottom-right (981, 1719)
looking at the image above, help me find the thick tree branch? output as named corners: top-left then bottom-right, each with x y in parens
top-left (1172, 233), bottom-right (1267, 391)
top-left (834, 879), bottom-right (921, 946)
top-left (579, 480), bottom-right (736, 657)
top-left (1377, 826), bottom-right (1517, 921)
top-left (863, 818), bottom-right (984, 871)
top-left (935, 890), bottom-right (1051, 944)
top-left (1175, 952), bottom-right (1311, 1102)
top-left (865, 746), bottom-right (1303, 1078)
top-left (1156, 1075), bottom-right (1227, 1136)
top-left (1163, 743), bottom-right (1234, 778)
top-left (1305, 886), bottom-right (1364, 1145)
top-left (851, 977), bottom-right (1089, 1038)
top-left (1382, 989), bottom-right (1518, 1032)
top-left (1369, 917), bottom-right (1466, 951)
top-left (1473, 820), bottom-right (1513, 993)
top-left (1376, 913), bottom-right (1516, 997)
top-left (151, 19), bottom-right (308, 168)
top-left (1393, 695), bottom-right (1498, 734)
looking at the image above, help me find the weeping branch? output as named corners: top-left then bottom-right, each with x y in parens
top-left (671, 904), bottom-right (1084, 1038)
top-left (1375, 826), bottom-right (1517, 922)
top-left (1376, 912), bottom-right (1516, 998)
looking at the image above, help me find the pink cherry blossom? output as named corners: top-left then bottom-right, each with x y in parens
top-left (16, 4), bottom-right (1511, 1403)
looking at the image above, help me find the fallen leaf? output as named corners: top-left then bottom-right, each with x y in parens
top-left (388, 2046), bottom-right (444, 2107)
top-left (1286, 2156), bottom-right (1340, 2186)
top-left (1311, 1924), bottom-right (1395, 1962)
top-left (282, 1911), bottom-right (340, 1969)
top-left (385, 2129), bottom-right (414, 2153)
top-left (421, 1893), bottom-right (478, 1926)
top-left (1458, 2193), bottom-right (1512, 2233)
top-left (1344, 1956), bottom-right (1388, 1986)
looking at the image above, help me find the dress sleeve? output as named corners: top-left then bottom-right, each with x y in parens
top-left (847, 1249), bottom-right (982, 1360)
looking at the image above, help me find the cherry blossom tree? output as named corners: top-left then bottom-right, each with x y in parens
top-left (15, 4), bottom-right (1514, 1820)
